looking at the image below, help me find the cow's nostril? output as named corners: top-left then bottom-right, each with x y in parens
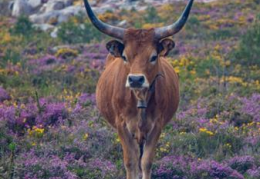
top-left (129, 76), bottom-right (133, 83)
top-left (139, 76), bottom-right (145, 84)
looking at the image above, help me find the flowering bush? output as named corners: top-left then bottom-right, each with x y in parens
top-left (152, 156), bottom-right (246, 179)
top-left (191, 160), bottom-right (244, 179)
top-left (0, 98), bottom-right (68, 135)
top-left (227, 156), bottom-right (255, 174)
top-left (0, 87), bottom-right (10, 102)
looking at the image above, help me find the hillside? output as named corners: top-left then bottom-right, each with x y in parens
top-left (0, 0), bottom-right (260, 178)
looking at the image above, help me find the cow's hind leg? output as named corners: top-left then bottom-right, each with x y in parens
top-left (117, 120), bottom-right (139, 179)
top-left (141, 124), bottom-right (162, 179)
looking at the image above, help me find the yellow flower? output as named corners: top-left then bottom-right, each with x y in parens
top-left (166, 142), bottom-right (170, 148)
top-left (55, 48), bottom-right (78, 58)
top-left (174, 66), bottom-right (180, 74)
top-left (28, 126), bottom-right (44, 137)
top-left (142, 23), bottom-right (163, 29)
top-left (159, 147), bottom-right (167, 152)
top-left (20, 104), bottom-right (26, 109)
top-left (83, 133), bottom-right (89, 140)
top-left (214, 44), bottom-right (221, 51)
top-left (115, 137), bottom-right (120, 143)
top-left (1, 32), bottom-right (11, 43)
top-left (205, 130), bottom-right (214, 136)
top-left (98, 12), bottom-right (119, 22)
top-left (35, 128), bottom-right (44, 134)
top-left (225, 60), bottom-right (231, 66)
top-left (190, 70), bottom-right (196, 75)
top-left (199, 127), bottom-right (214, 136)
top-left (160, 132), bottom-right (166, 139)
top-left (228, 76), bottom-right (243, 83)
top-left (221, 76), bottom-right (244, 84)
top-left (13, 102), bottom-right (18, 108)
top-left (205, 69), bottom-right (210, 75)
top-left (224, 143), bottom-right (232, 148)
top-left (199, 127), bottom-right (207, 132)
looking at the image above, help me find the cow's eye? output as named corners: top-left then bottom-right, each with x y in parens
top-left (121, 55), bottom-right (127, 62)
top-left (150, 55), bottom-right (158, 63)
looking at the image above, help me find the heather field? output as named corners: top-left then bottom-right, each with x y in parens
top-left (0, 0), bottom-right (260, 178)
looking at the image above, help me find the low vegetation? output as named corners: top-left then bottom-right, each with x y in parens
top-left (0, 0), bottom-right (259, 178)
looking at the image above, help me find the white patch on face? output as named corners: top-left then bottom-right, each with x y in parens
top-left (122, 52), bottom-right (127, 64)
top-left (125, 74), bottom-right (150, 88)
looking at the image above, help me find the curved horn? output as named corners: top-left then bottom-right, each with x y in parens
top-left (154, 0), bottom-right (194, 40)
top-left (83, 0), bottom-right (125, 39)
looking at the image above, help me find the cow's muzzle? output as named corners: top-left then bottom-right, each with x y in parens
top-left (126, 74), bottom-right (149, 89)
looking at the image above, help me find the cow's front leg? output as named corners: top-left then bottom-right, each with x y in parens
top-left (141, 123), bottom-right (162, 179)
top-left (117, 120), bottom-right (139, 179)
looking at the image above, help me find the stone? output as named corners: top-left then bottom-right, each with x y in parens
top-left (50, 27), bottom-right (59, 38)
top-left (30, 6), bottom-right (86, 24)
top-left (45, 1), bottom-right (65, 12)
top-left (27, 0), bottom-right (42, 9)
top-left (40, 0), bottom-right (73, 13)
top-left (56, 6), bottom-right (86, 23)
top-left (11, 0), bottom-right (31, 17)
top-left (117, 20), bottom-right (127, 27)
top-left (29, 11), bottom-right (60, 24)
top-left (33, 23), bottom-right (55, 31)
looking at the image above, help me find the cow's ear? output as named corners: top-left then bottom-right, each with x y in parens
top-left (106, 40), bottom-right (124, 57)
top-left (158, 39), bottom-right (175, 57)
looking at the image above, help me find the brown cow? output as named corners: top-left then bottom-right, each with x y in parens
top-left (83, 0), bottom-right (194, 178)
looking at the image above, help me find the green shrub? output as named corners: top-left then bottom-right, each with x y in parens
top-left (232, 15), bottom-right (260, 66)
top-left (144, 6), bottom-right (161, 24)
top-left (170, 131), bottom-right (244, 159)
top-left (10, 16), bottom-right (34, 37)
top-left (57, 18), bottom-right (106, 44)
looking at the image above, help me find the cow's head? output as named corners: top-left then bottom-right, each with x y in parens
top-left (83, 0), bottom-right (193, 94)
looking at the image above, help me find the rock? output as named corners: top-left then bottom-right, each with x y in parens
top-left (40, 0), bottom-right (73, 13)
top-left (33, 23), bottom-right (55, 31)
top-left (117, 20), bottom-right (127, 27)
top-left (59, 5), bottom-right (85, 16)
top-left (29, 11), bottom-right (60, 24)
top-left (118, 1), bottom-right (146, 11)
top-left (30, 6), bottom-right (86, 24)
top-left (27, 0), bottom-right (42, 9)
top-left (125, 0), bottom-right (140, 3)
top-left (93, 5), bottom-right (114, 14)
top-left (50, 27), bottom-right (59, 38)
top-left (45, 1), bottom-right (65, 12)
top-left (12, 0), bottom-right (31, 17)
top-left (8, 1), bottom-right (14, 11)
top-left (56, 6), bottom-right (85, 24)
